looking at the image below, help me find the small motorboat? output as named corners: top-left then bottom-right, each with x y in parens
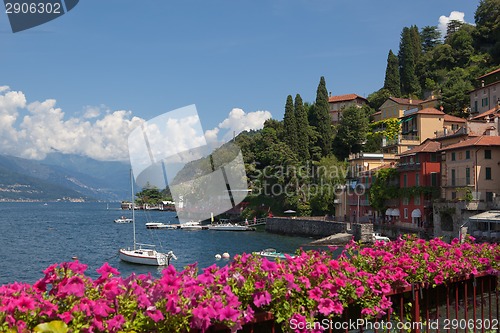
top-left (252, 248), bottom-right (295, 260)
top-left (114, 216), bottom-right (133, 223)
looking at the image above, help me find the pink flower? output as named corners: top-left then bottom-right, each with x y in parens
top-left (355, 286), bottom-right (365, 298)
top-left (146, 308), bottom-right (164, 322)
top-left (219, 306), bottom-right (240, 322)
top-left (434, 274), bottom-right (444, 285)
top-left (15, 296), bottom-right (35, 312)
top-left (60, 275), bottom-right (86, 297)
top-left (106, 314), bottom-right (125, 332)
top-left (96, 262), bottom-right (120, 277)
top-left (253, 291), bottom-right (271, 307)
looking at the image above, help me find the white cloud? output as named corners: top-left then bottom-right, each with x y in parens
top-left (0, 87), bottom-right (142, 161)
top-left (0, 87), bottom-right (273, 162)
top-left (438, 11), bottom-right (466, 38)
top-left (212, 108), bottom-right (272, 141)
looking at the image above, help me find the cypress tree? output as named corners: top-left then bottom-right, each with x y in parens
top-left (294, 94), bottom-right (310, 161)
top-left (410, 25), bottom-right (422, 63)
top-left (383, 50), bottom-right (401, 97)
top-left (420, 26), bottom-right (441, 52)
top-left (399, 27), bottom-right (421, 97)
top-left (283, 95), bottom-right (298, 152)
top-left (309, 76), bottom-right (333, 157)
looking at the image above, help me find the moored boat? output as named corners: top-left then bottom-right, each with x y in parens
top-left (252, 248), bottom-right (295, 259)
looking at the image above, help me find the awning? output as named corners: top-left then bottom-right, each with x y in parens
top-left (411, 209), bottom-right (422, 218)
top-left (392, 208), bottom-right (400, 217)
top-left (385, 208), bottom-right (393, 216)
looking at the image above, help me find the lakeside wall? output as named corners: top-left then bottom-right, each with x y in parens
top-left (265, 217), bottom-right (347, 237)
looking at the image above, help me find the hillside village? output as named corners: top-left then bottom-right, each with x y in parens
top-left (334, 67), bottom-right (500, 243)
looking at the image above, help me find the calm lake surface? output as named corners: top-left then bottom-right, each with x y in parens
top-left (0, 202), bottom-right (313, 285)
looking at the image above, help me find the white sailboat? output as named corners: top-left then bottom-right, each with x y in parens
top-left (119, 171), bottom-right (176, 266)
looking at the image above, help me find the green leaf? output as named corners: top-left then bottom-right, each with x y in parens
top-left (34, 321), bottom-right (69, 333)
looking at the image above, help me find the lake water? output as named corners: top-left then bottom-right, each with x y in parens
top-left (0, 202), bottom-right (313, 285)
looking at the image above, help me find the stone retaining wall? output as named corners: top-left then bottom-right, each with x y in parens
top-left (265, 217), bottom-right (347, 237)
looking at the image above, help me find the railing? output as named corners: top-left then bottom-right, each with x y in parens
top-left (397, 162), bottom-right (422, 170)
top-left (401, 134), bottom-right (420, 141)
top-left (443, 177), bottom-right (474, 187)
top-left (197, 274), bottom-right (499, 333)
top-left (435, 126), bottom-right (468, 138)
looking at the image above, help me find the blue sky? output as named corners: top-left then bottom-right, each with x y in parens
top-left (0, 0), bottom-right (480, 161)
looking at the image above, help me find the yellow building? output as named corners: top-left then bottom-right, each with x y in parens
top-left (439, 136), bottom-right (500, 203)
top-left (378, 97), bottom-right (423, 120)
top-left (382, 107), bottom-right (466, 155)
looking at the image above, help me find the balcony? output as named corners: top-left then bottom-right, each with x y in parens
top-left (443, 177), bottom-right (474, 188)
top-left (435, 126), bottom-right (468, 138)
top-left (397, 162), bottom-right (421, 171)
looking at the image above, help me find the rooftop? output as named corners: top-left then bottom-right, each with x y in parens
top-left (477, 67), bottom-right (500, 80)
top-left (439, 135), bottom-right (500, 151)
top-left (389, 97), bottom-right (424, 105)
top-left (328, 93), bottom-right (367, 103)
top-left (443, 114), bottom-right (467, 123)
top-left (399, 139), bottom-right (441, 156)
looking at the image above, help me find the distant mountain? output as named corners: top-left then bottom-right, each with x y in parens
top-left (0, 153), bottom-right (131, 201)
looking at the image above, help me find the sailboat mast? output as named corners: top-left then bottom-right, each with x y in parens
top-left (131, 169), bottom-right (136, 250)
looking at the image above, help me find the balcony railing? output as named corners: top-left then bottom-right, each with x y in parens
top-left (443, 177), bottom-right (474, 187)
top-left (401, 134), bottom-right (420, 141)
top-left (435, 126), bottom-right (468, 138)
top-left (397, 162), bottom-right (421, 170)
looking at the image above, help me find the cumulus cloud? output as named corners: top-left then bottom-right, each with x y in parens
top-left (0, 87), bottom-right (144, 161)
top-left (438, 11), bottom-right (466, 38)
top-left (206, 108), bottom-right (272, 142)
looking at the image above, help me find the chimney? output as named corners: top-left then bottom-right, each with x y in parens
top-left (329, 91), bottom-right (332, 97)
top-left (481, 80), bottom-right (485, 87)
top-left (409, 99), bottom-right (412, 104)
top-left (440, 106), bottom-right (444, 112)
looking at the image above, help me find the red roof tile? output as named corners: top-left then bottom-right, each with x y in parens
top-left (399, 139), bottom-right (441, 156)
top-left (416, 107), bottom-right (444, 115)
top-left (328, 93), bottom-right (367, 103)
top-left (477, 67), bottom-right (500, 80)
top-left (443, 114), bottom-right (467, 123)
top-left (440, 136), bottom-right (500, 151)
top-left (470, 107), bottom-right (500, 120)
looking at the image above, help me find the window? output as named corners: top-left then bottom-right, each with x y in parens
top-left (465, 150), bottom-right (470, 159)
top-left (451, 152), bottom-right (456, 161)
top-left (451, 191), bottom-right (457, 200)
top-left (451, 169), bottom-right (456, 186)
top-left (415, 174), bottom-right (420, 186)
top-left (482, 97), bottom-right (489, 107)
top-left (486, 192), bottom-right (493, 202)
top-left (474, 100), bottom-right (478, 112)
top-left (403, 197), bottom-right (409, 205)
top-left (465, 167), bottom-right (471, 185)
top-left (430, 153), bottom-right (437, 162)
top-left (414, 195), bottom-right (421, 205)
top-left (431, 172), bottom-right (438, 186)
top-left (485, 150), bottom-right (492, 159)
top-left (404, 208), bottom-right (408, 219)
top-left (486, 167), bottom-right (492, 180)
top-left (403, 174), bottom-right (407, 187)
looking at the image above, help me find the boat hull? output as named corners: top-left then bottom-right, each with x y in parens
top-left (119, 248), bottom-right (169, 266)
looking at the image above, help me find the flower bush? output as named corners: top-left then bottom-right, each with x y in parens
top-left (1, 235), bottom-right (499, 333)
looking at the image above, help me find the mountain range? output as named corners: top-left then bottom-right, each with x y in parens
top-left (0, 153), bottom-right (131, 202)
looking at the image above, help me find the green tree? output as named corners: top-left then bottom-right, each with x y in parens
top-left (383, 50), bottom-right (401, 97)
top-left (332, 105), bottom-right (369, 159)
top-left (448, 24), bottom-right (476, 67)
top-left (420, 26), bottom-right (442, 52)
top-left (309, 76), bottom-right (333, 157)
top-left (368, 167), bottom-right (399, 214)
top-left (294, 94), bottom-right (310, 161)
top-left (440, 67), bottom-right (474, 116)
top-left (474, 0), bottom-right (500, 63)
top-left (399, 27), bottom-right (421, 97)
top-left (410, 25), bottom-right (422, 63)
top-left (283, 95), bottom-right (298, 152)
top-left (367, 88), bottom-right (391, 111)
top-left (445, 19), bottom-right (465, 42)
